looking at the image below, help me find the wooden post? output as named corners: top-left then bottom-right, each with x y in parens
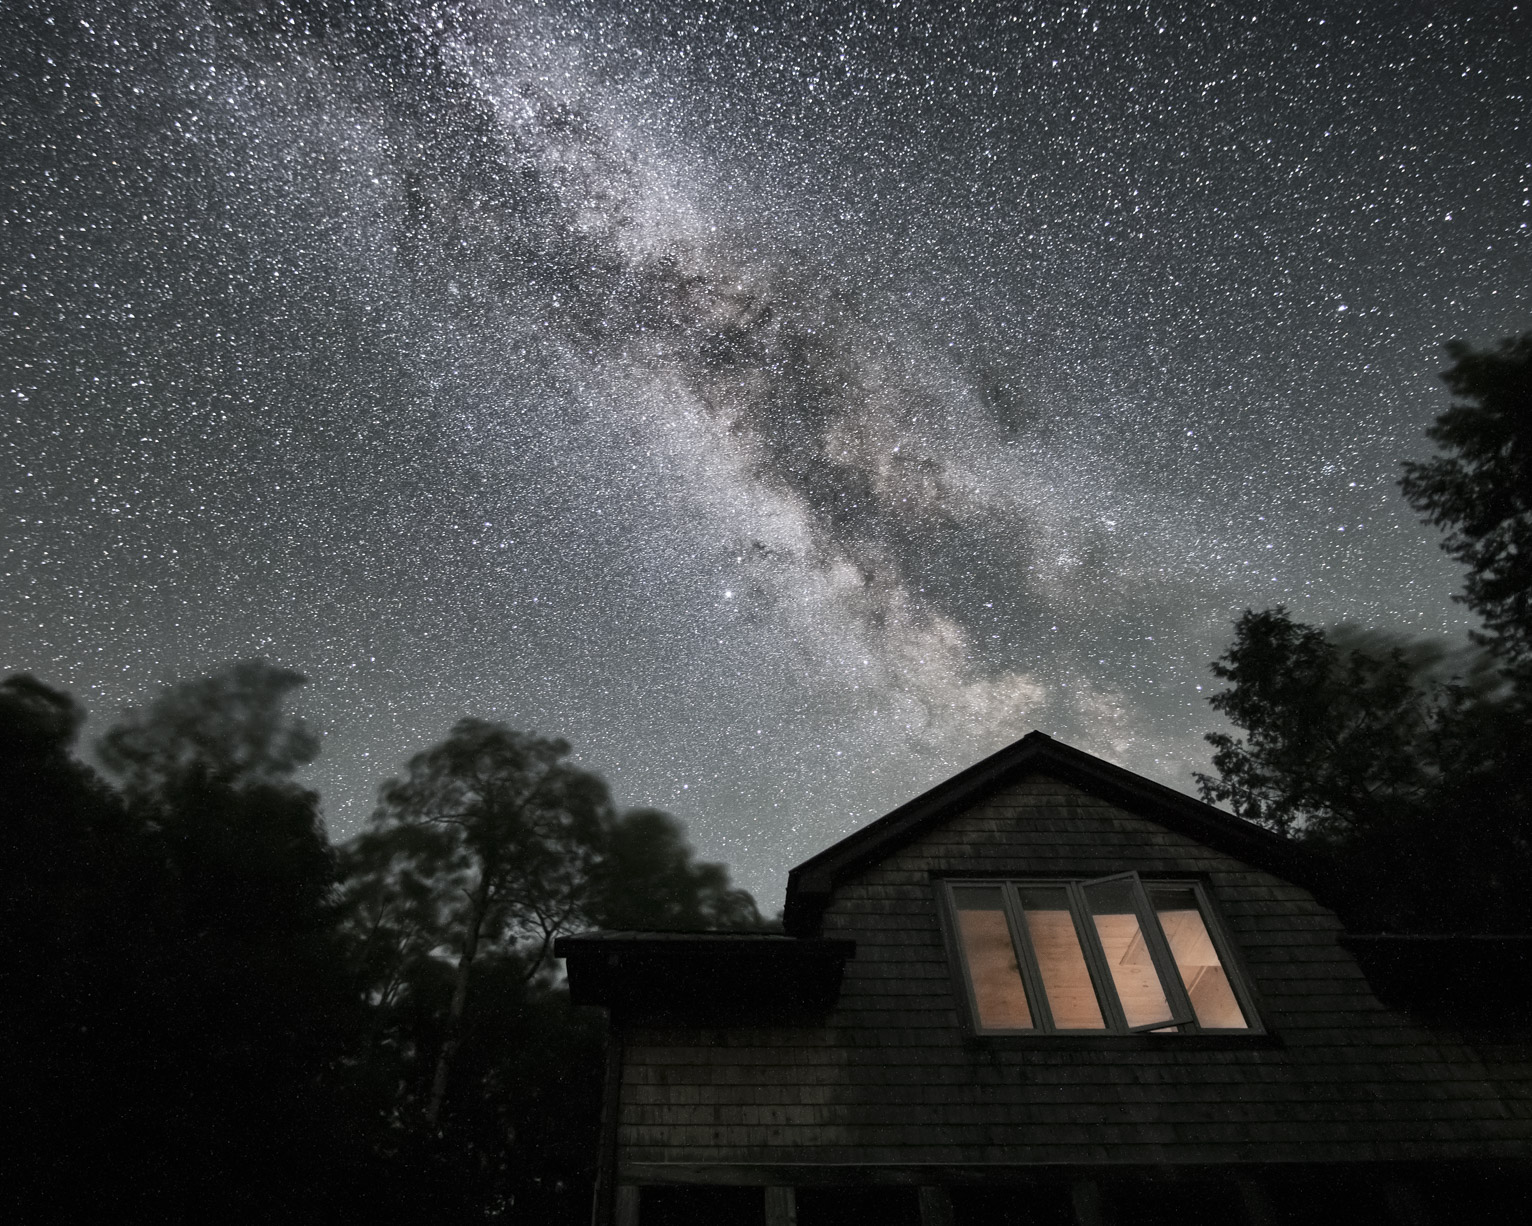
top-left (589, 1031), bottom-right (625, 1226)
top-left (765, 1186), bottom-right (798, 1226)
top-left (918, 1185), bottom-right (955, 1226)
top-left (1071, 1179), bottom-right (1108, 1226)
top-left (1382, 1181), bottom-right (1431, 1226)
top-left (1235, 1177), bottom-right (1278, 1226)
top-left (613, 1186), bottom-right (640, 1226)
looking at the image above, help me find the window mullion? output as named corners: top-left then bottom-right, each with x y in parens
top-left (1123, 874), bottom-right (1198, 1032)
top-left (1002, 883), bottom-right (1055, 1034)
top-left (1188, 880), bottom-right (1263, 1034)
top-left (943, 882), bottom-right (993, 1035)
top-left (1066, 881), bottom-right (1131, 1033)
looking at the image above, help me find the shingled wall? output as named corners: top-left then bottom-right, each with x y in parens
top-left (617, 772), bottom-right (1532, 1179)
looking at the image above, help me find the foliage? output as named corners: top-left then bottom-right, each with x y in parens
top-left (591, 807), bottom-right (764, 931)
top-left (360, 721), bottom-right (614, 1125)
top-left (368, 720), bottom-right (614, 974)
top-left (1196, 610), bottom-right (1441, 837)
top-left (1400, 333), bottom-right (1532, 675)
top-left (1196, 609), bottom-right (1530, 930)
top-left (98, 657), bottom-right (321, 798)
top-left (0, 676), bottom-right (162, 1219)
top-left (1, 662), bottom-right (762, 1220)
top-left (1201, 334), bottom-right (1532, 933)
top-left (93, 659), bottom-right (340, 1006)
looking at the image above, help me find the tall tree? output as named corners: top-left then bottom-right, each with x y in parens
top-left (591, 806), bottom-right (764, 930)
top-left (1, 675), bottom-right (160, 1220)
top-left (1195, 611), bottom-right (1456, 838)
top-left (94, 660), bottom-right (351, 1218)
top-left (1, 674), bottom-right (111, 926)
top-left (1400, 333), bottom-right (1532, 676)
top-left (365, 720), bottom-right (613, 1127)
top-left (97, 659), bottom-right (337, 985)
top-left (1195, 609), bottom-right (1528, 930)
top-left (1199, 334), bottom-right (1532, 933)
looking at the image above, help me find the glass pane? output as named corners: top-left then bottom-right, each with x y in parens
top-left (952, 886), bottom-right (1033, 1030)
top-left (1149, 886), bottom-right (1250, 1030)
top-left (1017, 886), bottom-right (1105, 1029)
top-left (1081, 877), bottom-right (1177, 1029)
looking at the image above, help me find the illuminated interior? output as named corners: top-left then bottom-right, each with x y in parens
top-left (953, 887), bottom-right (1033, 1030)
top-left (1083, 877), bottom-right (1177, 1029)
top-left (1017, 886), bottom-right (1105, 1029)
top-left (951, 877), bottom-right (1253, 1035)
top-left (1149, 886), bottom-right (1249, 1029)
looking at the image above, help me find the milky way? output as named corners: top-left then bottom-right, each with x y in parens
top-left (4, 0), bottom-right (1529, 902)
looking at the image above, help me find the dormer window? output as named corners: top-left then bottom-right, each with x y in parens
top-left (944, 874), bottom-right (1258, 1035)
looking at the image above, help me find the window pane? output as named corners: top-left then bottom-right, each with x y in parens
top-left (1017, 886), bottom-right (1105, 1029)
top-left (1149, 887), bottom-right (1250, 1030)
top-left (1081, 877), bottom-right (1176, 1029)
top-left (952, 886), bottom-right (1033, 1030)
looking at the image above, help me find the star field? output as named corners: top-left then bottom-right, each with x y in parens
top-left (3, 0), bottom-right (1529, 902)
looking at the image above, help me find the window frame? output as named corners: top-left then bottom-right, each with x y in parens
top-left (939, 873), bottom-right (1265, 1038)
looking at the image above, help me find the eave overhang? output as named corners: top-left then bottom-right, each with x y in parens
top-left (555, 930), bottom-right (856, 1024)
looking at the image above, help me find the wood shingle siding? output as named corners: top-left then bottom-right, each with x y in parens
top-left (616, 773), bottom-right (1532, 1179)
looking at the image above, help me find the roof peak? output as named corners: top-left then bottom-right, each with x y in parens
top-left (783, 730), bottom-right (1317, 937)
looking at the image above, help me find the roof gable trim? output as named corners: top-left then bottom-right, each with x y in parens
top-left (783, 731), bottom-right (1319, 936)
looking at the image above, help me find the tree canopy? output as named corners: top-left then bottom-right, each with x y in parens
top-left (98, 657), bottom-right (321, 798)
top-left (364, 721), bottom-right (614, 1124)
top-left (591, 807), bottom-right (764, 931)
top-left (1200, 334), bottom-right (1532, 933)
top-left (1400, 333), bottom-right (1532, 676)
top-left (2, 664), bottom-right (762, 1223)
top-left (346, 719), bottom-right (769, 1127)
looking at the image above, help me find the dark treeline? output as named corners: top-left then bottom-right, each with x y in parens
top-left (1, 664), bottom-right (761, 1223)
top-left (1198, 333), bottom-right (1532, 933)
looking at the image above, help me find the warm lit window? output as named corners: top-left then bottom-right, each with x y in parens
top-left (945, 874), bottom-right (1257, 1035)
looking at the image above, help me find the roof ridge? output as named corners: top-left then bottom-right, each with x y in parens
top-left (782, 730), bottom-right (1320, 936)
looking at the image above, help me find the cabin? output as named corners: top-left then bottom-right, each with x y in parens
top-left (557, 732), bottom-right (1532, 1225)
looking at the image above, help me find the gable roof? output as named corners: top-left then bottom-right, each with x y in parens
top-left (783, 730), bottom-right (1323, 936)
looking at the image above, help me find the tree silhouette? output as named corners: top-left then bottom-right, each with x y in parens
top-left (91, 661), bottom-right (354, 1218)
top-left (99, 657), bottom-right (321, 797)
top-left (1400, 333), bottom-right (1532, 678)
top-left (4, 666), bottom-right (764, 1220)
top-left (95, 660), bottom-right (337, 1000)
top-left (364, 720), bottom-right (613, 1127)
top-left (1195, 610), bottom-right (1529, 930)
top-left (1200, 335), bottom-right (1532, 932)
top-left (1196, 611), bottom-right (1454, 838)
top-left (591, 806), bottom-right (764, 930)
top-left (1, 675), bottom-right (158, 1219)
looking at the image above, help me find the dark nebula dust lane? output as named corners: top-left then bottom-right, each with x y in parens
top-left (4, 0), bottom-right (1529, 900)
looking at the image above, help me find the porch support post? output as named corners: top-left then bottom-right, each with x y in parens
top-left (918, 1185), bottom-right (955, 1226)
top-left (589, 1030), bottom-right (624, 1226)
top-left (1071, 1179), bottom-right (1108, 1226)
top-left (1382, 1180), bottom-right (1431, 1226)
top-left (765, 1185), bottom-right (798, 1226)
top-left (1235, 1176), bottom-right (1278, 1226)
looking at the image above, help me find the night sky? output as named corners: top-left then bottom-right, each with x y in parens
top-left (4, 0), bottom-right (1529, 904)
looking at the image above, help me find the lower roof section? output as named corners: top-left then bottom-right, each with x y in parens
top-left (618, 1157), bottom-right (1529, 1187)
top-left (1339, 933), bottom-right (1532, 1027)
top-left (556, 930), bottom-right (856, 1024)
